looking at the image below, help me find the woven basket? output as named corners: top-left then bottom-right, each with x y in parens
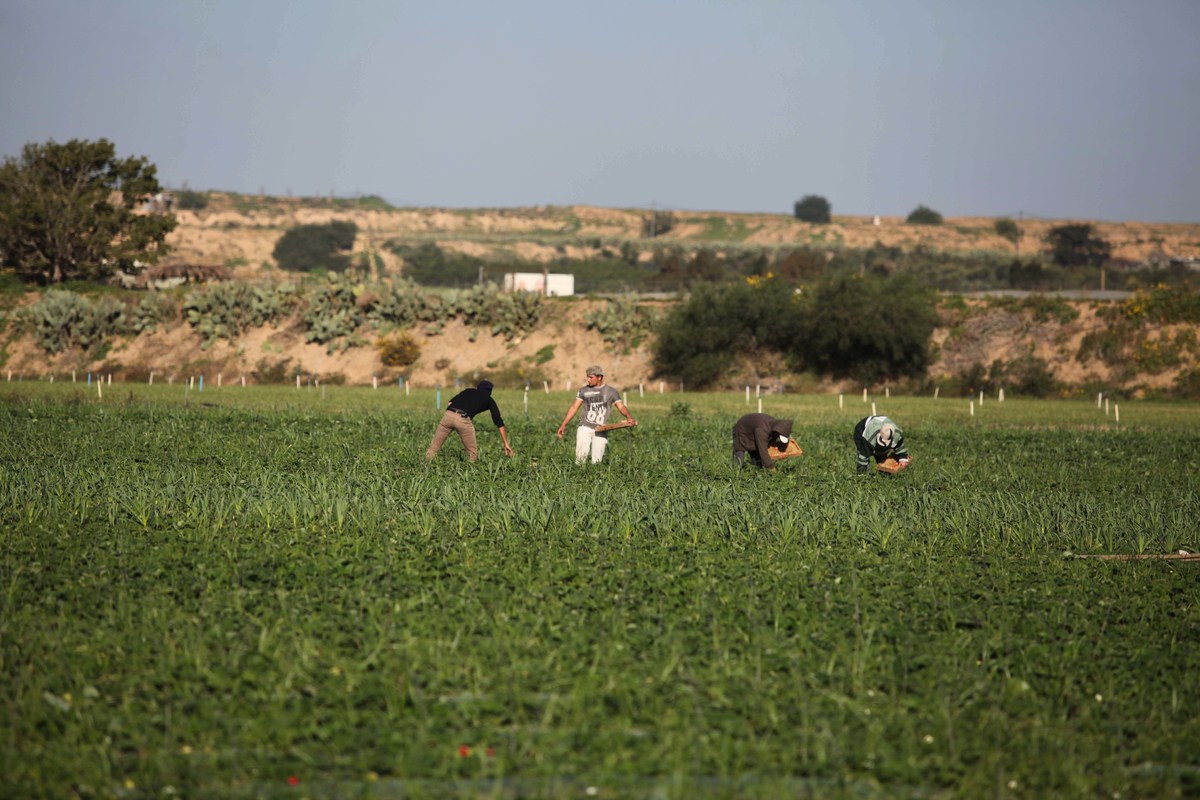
top-left (768, 439), bottom-right (803, 460)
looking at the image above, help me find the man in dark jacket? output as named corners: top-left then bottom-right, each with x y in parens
top-left (732, 413), bottom-right (794, 469)
top-left (426, 380), bottom-right (514, 462)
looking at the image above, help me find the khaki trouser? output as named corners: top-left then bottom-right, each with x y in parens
top-left (426, 410), bottom-right (478, 461)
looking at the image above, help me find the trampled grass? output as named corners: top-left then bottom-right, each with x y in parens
top-left (1, 382), bottom-right (1198, 798)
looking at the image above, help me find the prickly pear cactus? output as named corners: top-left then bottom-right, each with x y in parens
top-left (19, 290), bottom-right (127, 354)
top-left (584, 296), bottom-right (657, 349)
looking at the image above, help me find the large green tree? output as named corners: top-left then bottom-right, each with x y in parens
top-left (0, 138), bottom-right (176, 284)
top-left (797, 273), bottom-right (938, 382)
top-left (652, 280), bottom-right (801, 388)
top-left (652, 273), bottom-right (938, 387)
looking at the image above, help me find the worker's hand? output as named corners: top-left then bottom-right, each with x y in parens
top-left (897, 457), bottom-right (912, 470)
top-left (628, 418), bottom-right (638, 427)
top-left (556, 426), bottom-right (565, 439)
top-left (503, 443), bottom-right (514, 458)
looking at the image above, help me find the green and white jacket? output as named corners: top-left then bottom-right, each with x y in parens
top-left (854, 415), bottom-right (909, 473)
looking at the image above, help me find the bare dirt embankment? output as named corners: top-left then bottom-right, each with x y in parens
top-left (5, 198), bottom-right (1197, 393)
top-left (4, 293), bottom-right (1187, 397)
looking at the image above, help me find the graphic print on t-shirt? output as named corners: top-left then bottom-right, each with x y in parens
top-left (579, 386), bottom-right (618, 428)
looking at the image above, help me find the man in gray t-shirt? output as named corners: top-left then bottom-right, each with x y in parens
top-left (556, 364), bottom-right (637, 463)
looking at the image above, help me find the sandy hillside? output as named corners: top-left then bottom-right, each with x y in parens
top-left (3, 298), bottom-right (657, 391)
top-left (163, 197), bottom-right (1200, 280)
top-left (4, 197), bottom-right (1195, 394)
top-left (4, 291), bottom-right (1189, 398)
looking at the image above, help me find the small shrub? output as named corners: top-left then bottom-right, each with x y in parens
top-left (773, 249), bottom-right (827, 283)
top-left (1005, 259), bottom-right (1049, 290)
top-left (642, 210), bottom-right (675, 238)
top-left (0, 272), bottom-right (27, 295)
top-left (994, 218), bottom-right (1020, 243)
top-left (619, 242), bottom-right (640, 265)
top-left (942, 362), bottom-right (990, 397)
top-left (906, 205), bottom-right (944, 225)
top-left (1172, 367), bottom-right (1200, 400)
top-left (989, 354), bottom-right (1057, 398)
top-left (377, 333), bottom-right (421, 368)
top-left (174, 190), bottom-right (209, 211)
top-left (793, 195), bottom-right (832, 224)
top-left (273, 220), bottom-right (358, 272)
top-left (118, 364), bottom-right (155, 383)
top-left (481, 362), bottom-right (553, 389)
top-left (1118, 286), bottom-right (1200, 325)
top-left (1046, 223), bottom-right (1112, 268)
top-left (1077, 324), bottom-right (1135, 367)
top-left (389, 242), bottom-right (479, 287)
top-left (255, 357), bottom-right (302, 384)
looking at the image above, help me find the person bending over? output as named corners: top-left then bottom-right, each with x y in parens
top-left (426, 380), bottom-right (513, 462)
top-left (853, 415), bottom-right (910, 474)
top-left (732, 413), bottom-right (794, 469)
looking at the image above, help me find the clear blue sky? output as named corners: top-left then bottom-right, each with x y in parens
top-left (2, 0), bottom-right (1198, 221)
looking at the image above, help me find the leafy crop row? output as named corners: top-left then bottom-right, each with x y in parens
top-left (2, 387), bottom-right (1199, 798)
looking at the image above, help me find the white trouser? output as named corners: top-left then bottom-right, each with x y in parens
top-left (575, 426), bottom-right (608, 464)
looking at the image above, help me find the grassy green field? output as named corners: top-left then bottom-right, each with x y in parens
top-left (2, 382), bottom-right (1198, 799)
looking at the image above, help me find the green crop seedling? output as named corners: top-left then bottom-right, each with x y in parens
top-left (1, 383), bottom-right (1198, 798)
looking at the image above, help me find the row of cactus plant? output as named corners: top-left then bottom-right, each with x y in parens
top-left (301, 275), bottom-right (545, 352)
top-left (17, 277), bottom-right (545, 355)
top-left (182, 283), bottom-right (298, 348)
